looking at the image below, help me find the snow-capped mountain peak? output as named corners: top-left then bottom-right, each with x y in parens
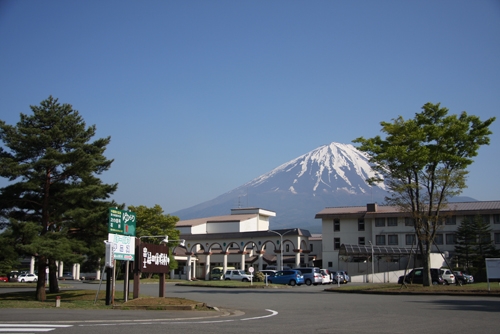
top-left (236, 142), bottom-right (386, 195)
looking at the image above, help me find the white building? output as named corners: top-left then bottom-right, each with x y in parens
top-left (172, 208), bottom-right (321, 280)
top-left (315, 201), bottom-right (500, 277)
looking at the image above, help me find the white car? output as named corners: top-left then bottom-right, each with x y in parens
top-left (320, 269), bottom-right (332, 284)
top-left (440, 268), bottom-right (456, 285)
top-left (224, 269), bottom-right (253, 282)
top-left (17, 273), bottom-right (38, 283)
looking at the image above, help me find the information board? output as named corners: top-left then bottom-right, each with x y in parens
top-left (139, 243), bottom-right (170, 273)
top-left (108, 208), bottom-right (136, 236)
top-left (108, 233), bottom-right (135, 261)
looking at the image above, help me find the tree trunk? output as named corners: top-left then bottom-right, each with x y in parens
top-left (422, 241), bottom-right (432, 286)
top-left (35, 256), bottom-right (46, 301)
top-left (48, 258), bottom-right (60, 293)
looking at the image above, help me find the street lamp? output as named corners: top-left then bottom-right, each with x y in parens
top-left (139, 235), bottom-right (186, 247)
top-left (268, 229), bottom-right (296, 271)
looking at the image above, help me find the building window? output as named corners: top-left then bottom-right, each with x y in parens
top-left (375, 235), bottom-right (386, 245)
top-left (310, 244), bottom-right (313, 252)
top-left (446, 234), bottom-right (456, 245)
top-left (358, 219), bottom-right (365, 231)
top-left (359, 237), bottom-right (365, 245)
top-left (482, 215), bottom-right (490, 224)
top-left (375, 218), bottom-right (385, 227)
top-left (334, 238), bottom-right (341, 250)
top-left (286, 244), bottom-right (290, 252)
top-left (387, 217), bottom-right (398, 227)
top-left (334, 219), bottom-right (340, 232)
top-left (494, 214), bottom-right (500, 224)
top-left (445, 216), bottom-right (456, 225)
top-left (495, 233), bottom-right (500, 244)
top-left (328, 261), bottom-right (333, 267)
top-left (435, 234), bottom-right (444, 245)
top-left (388, 235), bottom-right (398, 245)
top-left (405, 217), bottom-right (414, 227)
top-left (405, 234), bottom-right (416, 245)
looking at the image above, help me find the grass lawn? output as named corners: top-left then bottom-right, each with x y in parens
top-left (326, 282), bottom-right (500, 296)
top-left (2, 280), bottom-right (498, 310)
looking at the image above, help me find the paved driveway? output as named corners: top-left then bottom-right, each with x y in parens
top-left (1, 282), bottom-right (499, 333)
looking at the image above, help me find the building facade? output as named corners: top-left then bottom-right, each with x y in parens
top-left (316, 201), bottom-right (500, 276)
top-left (172, 208), bottom-right (321, 280)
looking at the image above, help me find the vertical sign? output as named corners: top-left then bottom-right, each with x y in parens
top-left (108, 208), bottom-right (136, 236)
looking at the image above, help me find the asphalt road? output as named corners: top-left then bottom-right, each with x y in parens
top-left (1, 282), bottom-right (500, 333)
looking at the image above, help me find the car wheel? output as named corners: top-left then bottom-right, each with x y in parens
top-left (289, 280), bottom-right (296, 286)
top-left (268, 280), bottom-right (272, 284)
top-left (332, 279), bottom-right (337, 284)
top-left (242, 278), bottom-right (249, 282)
top-left (21, 279), bottom-right (25, 282)
top-left (34, 278), bottom-right (37, 282)
top-left (444, 280), bottom-right (449, 285)
top-left (432, 280), bottom-right (438, 285)
top-left (225, 278), bottom-right (230, 281)
top-left (305, 279), bottom-right (312, 286)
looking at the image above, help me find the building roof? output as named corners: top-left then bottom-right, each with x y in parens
top-left (176, 213), bottom-right (259, 227)
top-left (315, 201), bottom-right (500, 219)
top-left (181, 228), bottom-right (312, 241)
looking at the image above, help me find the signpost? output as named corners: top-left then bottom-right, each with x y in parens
top-left (107, 208), bottom-right (136, 304)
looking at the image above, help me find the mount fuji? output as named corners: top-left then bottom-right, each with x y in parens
top-left (172, 142), bottom-right (391, 233)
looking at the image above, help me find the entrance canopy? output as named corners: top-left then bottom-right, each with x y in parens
top-left (339, 244), bottom-right (416, 256)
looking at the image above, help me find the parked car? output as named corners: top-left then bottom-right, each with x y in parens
top-left (0, 275), bottom-right (8, 282)
top-left (260, 270), bottom-right (277, 277)
top-left (320, 269), bottom-right (332, 284)
top-left (223, 269), bottom-right (253, 282)
top-left (398, 268), bottom-right (444, 285)
top-left (295, 267), bottom-right (323, 286)
top-left (17, 273), bottom-right (38, 283)
top-left (330, 270), bottom-right (349, 284)
top-left (210, 266), bottom-right (235, 280)
top-left (454, 271), bottom-right (474, 284)
top-left (59, 272), bottom-right (73, 280)
top-left (439, 268), bottom-right (456, 285)
top-left (267, 270), bottom-right (304, 286)
top-left (8, 271), bottom-right (20, 282)
top-left (339, 270), bottom-right (350, 283)
top-left (462, 272), bottom-right (474, 283)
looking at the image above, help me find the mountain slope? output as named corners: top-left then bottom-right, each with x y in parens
top-left (172, 142), bottom-right (390, 233)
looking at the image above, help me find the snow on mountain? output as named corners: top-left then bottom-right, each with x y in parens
top-left (172, 142), bottom-right (390, 232)
top-left (233, 142), bottom-right (387, 196)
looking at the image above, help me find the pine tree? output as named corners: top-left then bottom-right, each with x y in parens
top-left (0, 96), bottom-right (117, 300)
top-left (455, 216), bottom-right (479, 269)
top-left (455, 215), bottom-right (498, 273)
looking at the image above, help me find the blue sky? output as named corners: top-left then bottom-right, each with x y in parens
top-left (1, 0), bottom-right (499, 214)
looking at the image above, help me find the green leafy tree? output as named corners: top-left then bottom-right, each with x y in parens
top-left (354, 102), bottom-right (495, 286)
top-left (0, 96), bottom-right (117, 300)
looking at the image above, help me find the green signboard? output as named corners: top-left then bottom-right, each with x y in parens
top-left (108, 208), bottom-right (136, 236)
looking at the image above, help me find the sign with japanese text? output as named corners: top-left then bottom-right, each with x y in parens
top-left (108, 208), bottom-right (136, 236)
top-left (139, 243), bottom-right (170, 273)
top-left (108, 233), bottom-right (135, 261)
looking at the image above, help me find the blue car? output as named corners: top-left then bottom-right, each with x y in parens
top-left (268, 270), bottom-right (304, 286)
